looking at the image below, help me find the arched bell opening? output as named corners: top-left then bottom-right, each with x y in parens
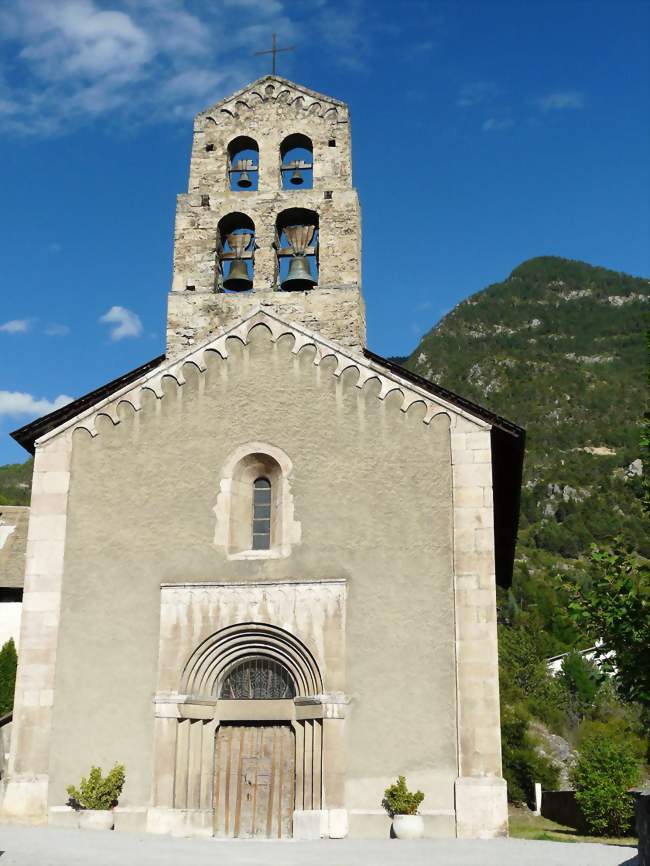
top-left (227, 136), bottom-right (259, 191)
top-left (280, 134), bottom-right (313, 190)
top-left (217, 212), bottom-right (255, 292)
top-left (275, 208), bottom-right (319, 292)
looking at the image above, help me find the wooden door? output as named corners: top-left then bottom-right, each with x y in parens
top-left (214, 724), bottom-right (295, 838)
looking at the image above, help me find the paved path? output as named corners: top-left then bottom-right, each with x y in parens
top-left (0, 825), bottom-right (639, 866)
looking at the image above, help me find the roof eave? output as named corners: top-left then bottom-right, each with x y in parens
top-left (10, 354), bottom-right (166, 455)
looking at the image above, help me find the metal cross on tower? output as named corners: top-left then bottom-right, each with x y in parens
top-left (254, 33), bottom-right (294, 75)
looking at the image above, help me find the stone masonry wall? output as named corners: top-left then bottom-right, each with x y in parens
top-left (167, 287), bottom-right (365, 355)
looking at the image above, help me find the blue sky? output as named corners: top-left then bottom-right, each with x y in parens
top-left (1, 0), bottom-right (648, 465)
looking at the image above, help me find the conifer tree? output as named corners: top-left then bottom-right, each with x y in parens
top-left (0, 639), bottom-right (18, 716)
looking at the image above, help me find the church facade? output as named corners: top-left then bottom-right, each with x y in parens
top-left (2, 76), bottom-right (524, 840)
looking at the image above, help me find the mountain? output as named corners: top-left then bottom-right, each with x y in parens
top-left (405, 256), bottom-right (648, 651)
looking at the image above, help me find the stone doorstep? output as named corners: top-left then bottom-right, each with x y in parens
top-left (292, 808), bottom-right (348, 840)
top-left (47, 805), bottom-right (502, 841)
top-left (48, 806), bottom-right (77, 829)
top-left (49, 806), bottom-right (149, 833)
top-left (49, 806), bottom-right (351, 839)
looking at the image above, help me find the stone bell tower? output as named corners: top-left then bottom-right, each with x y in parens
top-left (166, 75), bottom-right (365, 357)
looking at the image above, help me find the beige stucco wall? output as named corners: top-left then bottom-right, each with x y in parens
top-left (0, 506), bottom-right (30, 590)
top-left (47, 324), bottom-right (458, 822)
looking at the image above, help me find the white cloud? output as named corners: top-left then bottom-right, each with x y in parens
top-left (482, 117), bottom-right (514, 132)
top-left (45, 323), bottom-right (71, 336)
top-left (0, 391), bottom-right (73, 418)
top-left (458, 81), bottom-right (498, 108)
top-left (0, 0), bottom-right (326, 135)
top-left (536, 91), bottom-right (584, 112)
top-left (0, 319), bottom-right (30, 334)
top-left (223, 0), bottom-right (284, 12)
top-left (100, 305), bottom-right (143, 340)
top-left (18, 2), bottom-right (153, 80)
top-left (47, 241), bottom-right (62, 254)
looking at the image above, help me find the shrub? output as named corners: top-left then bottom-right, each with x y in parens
top-left (501, 702), bottom-right (560, 805)
top-left (577, 716), bottom-right (646, 763)
top-left (381, 776), bottom-right (424, 817)
top-left (0, 639), bottom-right (17, 716)
top-left (67, 764), bottom-right (126, 810)
top-left (570, 735), bottom-right (640, 836)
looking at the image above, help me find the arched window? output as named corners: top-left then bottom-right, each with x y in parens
top-left (228, 136), bottom-right (258, 190)
top-left (213, 443), bottom-right (301, 559)
top-left (252, 477), bottom-right (271, 550)
top-left (217, 212), bottom-right (255, 292)
top-left (275, 208), bottom-right (319, 291)
top-left (219, 657), bottom-right (296, 700)
top-left (280, 134), bottom-right (313, 189)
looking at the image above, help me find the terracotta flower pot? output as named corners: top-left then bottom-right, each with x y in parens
top-left (392, 813), bottom-right (424, 839)
top-left (78, 809), bottom-right (114, 831)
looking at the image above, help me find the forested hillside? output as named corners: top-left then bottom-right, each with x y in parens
top-left (406, 256), bottom-right (648, 653)
top-left (0, 460), bottom-right (32, 506)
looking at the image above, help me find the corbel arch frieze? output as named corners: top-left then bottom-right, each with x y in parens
top-left (39, 311), bottom-right (485, 448)
top-left (202, 87), bottom-right (343, 129)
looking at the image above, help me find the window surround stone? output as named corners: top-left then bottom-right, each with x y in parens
top-left (213, 441), bottom-right (300, 559)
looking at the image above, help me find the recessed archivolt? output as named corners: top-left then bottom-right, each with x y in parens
top-left (40, 310), bottom-right (481, 446)
top-left (180, 621), bottom-right (323, 699)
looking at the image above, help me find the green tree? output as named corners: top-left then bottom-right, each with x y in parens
top-left (0, 638), bottom-right (18, 716)
top-left (641, 330), bottom-right (649, 516)
top-left (570, 734), bottom-right (640, 836)
top-left (501, 703), bottom-right (559, 804)
top-left (560, 544), bottom-right (650, 707)
top-left (560, 651), bottom-right (600, 721)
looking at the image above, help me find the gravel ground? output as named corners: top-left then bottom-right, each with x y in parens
top-left (0, 825), bottom-right (639, 866)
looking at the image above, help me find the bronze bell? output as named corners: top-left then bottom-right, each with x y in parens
top-left (290, 168), bottom-right (303, 185)
top-left (282, 256), bottom-right (316, 291)
top-left (223, 260), bottom-right (252, 291)
top-left (237, 171), bottom-right (252, 188)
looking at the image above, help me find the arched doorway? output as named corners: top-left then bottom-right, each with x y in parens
top-left (214, 657), bottom-right (296, 838)
top-left (151, 585), bottom-right (346, 840)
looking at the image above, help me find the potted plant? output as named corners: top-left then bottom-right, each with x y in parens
top-left (67, 764), bottom-right (126, 831)
top-left (382, 775), bottom-right (425, 839)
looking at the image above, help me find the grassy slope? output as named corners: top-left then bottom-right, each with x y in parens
top-left (508, 804), bottom-right (637, 845)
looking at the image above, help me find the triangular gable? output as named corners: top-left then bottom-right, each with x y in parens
top-left (15, 309), bottom-right (516, 453)
top-left (197, 75), bottom-right (346, 122)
